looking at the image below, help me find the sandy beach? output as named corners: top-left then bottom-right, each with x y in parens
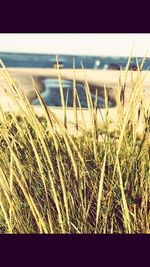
top-left (0, 68), bottom-right (150, 100)
top-left (0, 68), bottom-right (149, 135)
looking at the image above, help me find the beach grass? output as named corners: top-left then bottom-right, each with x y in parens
top-left (0, 56), bottom-right (149, 234)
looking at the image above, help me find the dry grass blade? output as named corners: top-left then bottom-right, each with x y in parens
top-left (81, 63), bottom-right (98, 161)
top-left (56, 55), bottom-right (67, 128)
top-left (96, 152), bottom-right (107, 231)
top-left (73, 58), bottom-right (78, 134)
top-left (116, 158), bottom-right (131, 233)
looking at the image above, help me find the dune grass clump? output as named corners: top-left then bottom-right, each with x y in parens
top-left (0, 56), bottom-right (149, 234)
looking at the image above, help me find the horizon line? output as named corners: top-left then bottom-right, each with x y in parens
top-left (0, 51), bottom-right (148, 58)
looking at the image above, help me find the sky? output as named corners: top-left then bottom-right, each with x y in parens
top-left (0, 34), bottom-right (150, 57)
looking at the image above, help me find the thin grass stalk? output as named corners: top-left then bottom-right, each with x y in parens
top-left (95, 152), bottom-right (107, 231)
top-left (116, 157), bottom-right (131, 233)
top-left (56, 154), bottom-right (70, 231)
top-left (73, 58), bottom-right (78, 135)
top-left (9, 149), bottom-right (13, 230)
top-left (104, 82), bottom-right (109, 131)
top-left (56, 55), bottom-right (67, 128)
top-left (81, 63), bottom-right (98, 161)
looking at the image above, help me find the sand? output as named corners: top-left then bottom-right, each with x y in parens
top-left (0, 68), bottom-right (149, 135)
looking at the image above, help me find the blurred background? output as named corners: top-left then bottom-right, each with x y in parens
top-left (0, 34), bottom-right (150, 70)
top-left (0, 34), bottom-right (150, 109)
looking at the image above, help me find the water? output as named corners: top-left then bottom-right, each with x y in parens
top-left (0, 52), bottom-right (149, 69)
top-left (1, 52), bottom-right (149, 108)
top-left (32, 78), bottom-right (113, 108)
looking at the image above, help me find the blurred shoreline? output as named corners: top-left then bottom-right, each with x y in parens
top-left (0, 68), bottom-right (149, 135)
top-left (1, 67), bottom-right (150, 100)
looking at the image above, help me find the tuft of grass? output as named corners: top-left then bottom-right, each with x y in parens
top-left (0, 55), bottom-right (149, 233)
